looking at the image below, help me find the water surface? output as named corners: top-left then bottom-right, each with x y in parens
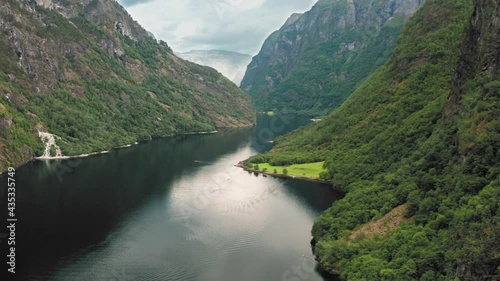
top-left (1, 115), bottom-right (342, 281)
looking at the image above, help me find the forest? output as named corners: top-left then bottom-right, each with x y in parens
top-left (245, 0), bottom-right (500, 279)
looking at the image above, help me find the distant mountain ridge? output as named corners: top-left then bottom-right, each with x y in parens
top-left (241, 0), bottom-right (425, 116)
top-left (0, 0), bottom-right (254, 172)
top-left (176, 50), bottom-right (252, 86)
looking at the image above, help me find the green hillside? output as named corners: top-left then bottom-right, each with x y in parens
top-left (241, 0), bottom-right (425, 116)
top-left (244, 0), bottom-right (500, 279)
top-left (0, 0), bottom-right (254, 172)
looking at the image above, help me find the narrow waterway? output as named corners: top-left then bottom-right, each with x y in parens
top-left (1, 115), bottom-right (342, 281)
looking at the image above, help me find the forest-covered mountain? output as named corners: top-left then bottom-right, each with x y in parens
top-left (176, 50), bottom-right (252, 86)
top-left (0, 0), bottom-right (255, 172)
top-left (245, 0), bottom-right (500, 279)
top-left (240, 0), bottom-right (425, 116)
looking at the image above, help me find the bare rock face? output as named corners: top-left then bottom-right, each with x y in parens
top-left (0, 116), bottom-right (13, 132)
top-left (34, 0), bottom-right (57, 10)
top-left (241, 0), bottom-right (425, 116)
top-left (459, 0), bottom-right (500, 75)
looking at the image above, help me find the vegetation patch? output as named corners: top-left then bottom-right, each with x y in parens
top-left (255, 162), bottom-right (325, 178)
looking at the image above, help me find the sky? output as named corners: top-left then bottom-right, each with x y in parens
top-left (116, 0), bottom-right (317, 55)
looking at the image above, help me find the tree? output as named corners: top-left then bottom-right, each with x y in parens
top-left (283, 168), bottom-right (288, 175)
top-left (254, 164), bottom-right (259, 171)
top-left (50, 145), bottom-right (57, 157)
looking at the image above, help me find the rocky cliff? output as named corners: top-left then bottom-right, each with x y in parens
top-left (0, 0), bottom-right (254, 172)
top-left (241, 0), bottom-right (425, 116)
top-left (448, 0), bottom-right (500, 115)
top-left (447, 1), bottom-right (500, 277)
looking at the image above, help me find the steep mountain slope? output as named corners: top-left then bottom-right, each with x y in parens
top-left (245, 0), bottom-right (500, 279)
top-left (176, 50), bottom-right (252, 86)
top-left (240, 0), bottom-right (425, 116)
top-left (0, 0), bottom-right (254, 172)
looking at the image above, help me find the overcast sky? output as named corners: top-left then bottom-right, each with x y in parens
top-left (116, 0), bottom-right (317, 55)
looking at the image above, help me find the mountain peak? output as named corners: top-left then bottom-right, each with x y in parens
top-left (283, 12), bottom-right (303, 27)
top-left (176, 50), bottom-right (252, 85)
top-left (179, 49), bottom-right (252, 58)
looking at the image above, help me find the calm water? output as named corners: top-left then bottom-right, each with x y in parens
top-left (1, 115), bottom-right (342, 281)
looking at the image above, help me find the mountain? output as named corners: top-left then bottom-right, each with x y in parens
top-left (0, 0), bottom-right (254, 172)
top-left (176, 50), bottom-right (252, 86)
top-left (244, 0), bottom-right (500, 279)
top-left (240, 0), bottom-right (425, 116)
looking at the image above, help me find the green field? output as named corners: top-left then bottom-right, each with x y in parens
top-left (255, 162), bottom-right (325, 178)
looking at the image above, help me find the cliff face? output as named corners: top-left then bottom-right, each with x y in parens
top-left (240, 0), bottom-right (425, 116)
top-left (447, 2), bottom-right (500, 277)
top-left (2, 0), bottom-right (149, 95)
top-left (462, 0), bottom-right (500, 74)
top-left (448, 0), bottom-right (500, 115)
top-left (0, 0), bottom-right (254, 172)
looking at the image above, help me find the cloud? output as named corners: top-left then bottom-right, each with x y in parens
top-left (116, 0), bottom-right (317, 55)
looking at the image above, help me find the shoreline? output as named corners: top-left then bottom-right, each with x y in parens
top-left (35, 130), bottom-right (219, 161)
top-left (235, 162), bottom-right (332, 186)
top-left (34, 142), bottom-right (140, 161)
top-left (0, 131), bottom-right (220, 174)
top-left (182, 130), bottom-right (218, 135)
top-left (236, 160), bottom-right (342, 276)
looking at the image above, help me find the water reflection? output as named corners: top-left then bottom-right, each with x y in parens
top-left (1, 115), bottom-right (341, 281)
